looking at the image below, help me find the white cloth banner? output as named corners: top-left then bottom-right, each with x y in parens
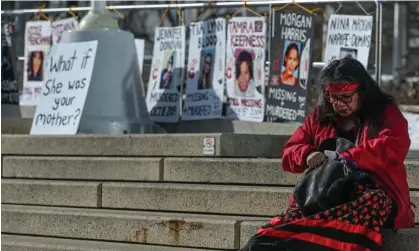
top-left (324, 14), bottom-right (373, 68)
top-left (21, 21), bottom-right (52, 106)
top-left (225, 17), bottom-right (266, 122)
top-left (183, 18), bottom-right (226, 120)
top-left (30, 41), bottom-right (98, 135)
top-left (146, 26), bottom-right (186, 123)
top-left (52, 17), bottom-right (79, 44)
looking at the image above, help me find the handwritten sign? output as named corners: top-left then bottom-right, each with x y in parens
top-left (183, 18), bottom-right (226, 121)
top-left (225, 17), bottom-right (266, 122)
top-left (324, 14), bottom-right (373, 68)
top-left (146, 26), bottom-right (186, 123)
top-left (30, 41), bottom-right (98, 135)
top-left (265, 12), bottom-right (313, 123)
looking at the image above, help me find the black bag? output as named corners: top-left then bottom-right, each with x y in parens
top-left (293, 137), bottom-right (360, 215)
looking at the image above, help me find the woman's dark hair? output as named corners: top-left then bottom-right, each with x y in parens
top-left (235, 50), bottom-right (253, 79)
top-left (318, 57), bottom-right (394, 138)
top-left (167, 53), bottom-right (174, 67)
top-left (28, 51), bottom-right (44, 73)
top-left (283, 43), bottom-right (300, 67)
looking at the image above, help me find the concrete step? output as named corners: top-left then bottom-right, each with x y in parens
top-left (3, 156), bottom-right (419, 189)
top-left (2, 206), bottom-right (418, 251)
top-left (1, 204), bottom-right (269, 249)
top-left (3, 180), bottom-right (419, 219)
top-left (240, 221), bottom-right (419, 251)
top-left (1, 134), bottom-right (288, 158)
top-left (101, 183), bottom-right (289, 216)
top-left (1, 179), bottom-right (101, 207)
top-left (2, 156), bottom-right (163, 181)
top-left (1, 234), bottom-right (217, 251)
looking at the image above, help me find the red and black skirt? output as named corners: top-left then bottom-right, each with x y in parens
top-left (241, 182), bottom-right (393, 251)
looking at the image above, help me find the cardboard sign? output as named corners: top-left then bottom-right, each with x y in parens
top-left (30, 41), bottom-right (98, 135)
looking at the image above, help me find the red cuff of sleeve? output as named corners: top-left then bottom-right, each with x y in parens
top-left (340, 151), bottom-right (352, 159)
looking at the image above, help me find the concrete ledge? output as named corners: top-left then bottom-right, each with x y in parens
top-left (3, 156), bottom-right (419, 189)
top-left (0, 117), bottom-right (299, 135)
top-left (240, 221), bottom-right (266, 247)
top-left (1, 134), bottom-right (288, 157)
top-left (171, 120), bottom-right (299, 135)
top-left (1, 205), bottom-right (267, 249)
top-left (102, 183), bottom-right (290, 216)
top-left (2, 156), bottom-right (162, 181)
top-left (239, 222), bottom-right (419, 251)
top-left (1, 179), bottom-right (101, 207)
top-left (1, 234), bottom-right (218, 251)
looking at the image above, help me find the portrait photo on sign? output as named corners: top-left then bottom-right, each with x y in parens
top-left (27, 51), bottom-right (44, 82)
top-left (159, 51), bottom-right (176, 90)
top-left (339, 47), bottom-right (358, 60)
top-left (234, 49), bottom-right (259, 98)
top-left (280, 40), bottom-right (301, 86)
top-left (197, 49), bottom-right (215, 90)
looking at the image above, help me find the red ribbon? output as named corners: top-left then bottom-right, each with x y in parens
top-left (325, 82), bottom-right (359, 92)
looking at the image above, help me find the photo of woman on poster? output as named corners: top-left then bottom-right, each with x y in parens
top-left (234, 49), bottom-right (256, 98)
top-left (339, 47), bottom-right (358, 60)
top-left (280, 41), bottom-right (301, 86)
top-left (159, 51), bottom-right (175, 89)
top-left (197, 50), bottom-right (214, 90)
top-left (27, 51), bottom-right (44, 82)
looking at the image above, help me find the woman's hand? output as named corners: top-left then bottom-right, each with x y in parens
top-left (306, 151), bottom-right (325, 168)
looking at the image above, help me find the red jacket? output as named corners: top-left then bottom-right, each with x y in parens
top-left (282, 103), bottom-right (415, 229)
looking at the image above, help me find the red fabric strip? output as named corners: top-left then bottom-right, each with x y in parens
top-left (292, 218), bottom-right (382, 246)
top-left (325, 83), bottom-right (359, 92)
top-left (258, 228), bottom-right (370, 251)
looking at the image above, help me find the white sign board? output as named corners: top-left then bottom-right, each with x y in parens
top-left (183, 18), bottom-right (226, 121)
top-left (203, 137), bottom-right (216, 155)
top-left (52, 17), bottom-right (79, 44)
top-left (21, 21), bottom-right (52, 106)
top-left (225, 17), bottom-right (267, 122)
top-left (324, 14), bottom-right (373, 68)
top-left (30, 41), bottom-right (98, 135)
top-left (146, 26), bottom-right (186, 123)
top-left (403, 112), bottom-right (419, 150)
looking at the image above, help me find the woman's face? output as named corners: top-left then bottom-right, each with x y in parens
top-left (167, 57), bottom-right (173, 71)
top-left (284, 48), bottom-right (299, 75)
top-left (328, 91), bottom-right (360, 117)
top-left (237, 61), bottom-right (250, 90)
top-left (33, 52), bottom-right (42, 71)
top-left (203, 55), bottom-right (212, 74)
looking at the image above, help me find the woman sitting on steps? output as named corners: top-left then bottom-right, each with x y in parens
top-left (240, 57), bottom-right (415, 251)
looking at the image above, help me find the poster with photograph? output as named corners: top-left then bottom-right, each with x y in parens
top-left (324, 14), bottom-right (373, 68)
top-left (52, 17), bottom-right (79, 44)
top-left (21, 21), bottom-right (52, 106)
top-left (146, 26), bottom-right (185, 123)
top-left (183, 18), bottom-right (226, 121)
top-left (265, 11), bottom-right (314, 123)
top-left (226, 17), bottom-right (266, 122)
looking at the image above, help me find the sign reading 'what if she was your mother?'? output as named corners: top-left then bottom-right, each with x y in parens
top-left (30, 41), bottom-right (98, 135)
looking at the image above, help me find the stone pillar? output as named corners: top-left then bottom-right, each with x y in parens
top-left (392, 2), bottom-right (408, 84)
